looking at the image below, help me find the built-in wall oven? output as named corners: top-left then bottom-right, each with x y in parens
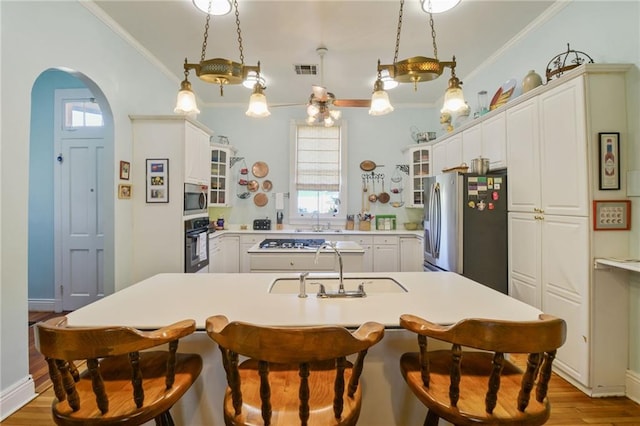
top-left (184, 183), bottom-right (208, 216)
top-left (185, 217), bottom-right (210, 273)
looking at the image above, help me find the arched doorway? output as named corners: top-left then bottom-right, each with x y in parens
top-left (28, 69), bottom-right (114, 312)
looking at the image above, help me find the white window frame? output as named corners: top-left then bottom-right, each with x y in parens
top-left (289, 120), bottom-right (348, 227)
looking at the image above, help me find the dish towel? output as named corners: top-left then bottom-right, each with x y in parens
top-left (198, 233), bottom-right (207, 261)
top-left (275, 192), bottom-right (284, 210)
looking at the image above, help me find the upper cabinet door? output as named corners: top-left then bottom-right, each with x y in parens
top-left (507, 97), bottom-right (541, 212)
top-left (481, 112), bottom-right (507, 170)
top-left (184, 122), bottom-right (210, 185)
top-left (538, 77), bottom-right (588, 216)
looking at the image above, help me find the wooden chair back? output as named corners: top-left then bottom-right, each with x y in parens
top-left (399, 313), bottom-right (566, 426)
top-left (35, 316), bottom-right (202, 425)
top-left (206, 315), bottom-right (385, 426)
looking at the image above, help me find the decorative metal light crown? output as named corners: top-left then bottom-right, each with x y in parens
top-left (369, 0), bottom-right (464, 116)
top-left (545, 43), bottom-right (594, 82)
top-left (174, 0), bottom-right (269, 117)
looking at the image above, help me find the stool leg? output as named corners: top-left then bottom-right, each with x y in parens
top-left (425, 410), bottom-right (439, 426)
top-left (154, 410), bottom-right (175, 426)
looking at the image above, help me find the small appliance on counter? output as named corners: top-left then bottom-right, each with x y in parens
top-left (276, 211), bottom-right (283, 230)
top-left (253, 218), bottom-right (271, 230)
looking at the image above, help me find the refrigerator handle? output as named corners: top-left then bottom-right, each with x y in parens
top-left (433, 182), bottom-right (441, 258)
top-left (429, 182), bottom-right (440, 258)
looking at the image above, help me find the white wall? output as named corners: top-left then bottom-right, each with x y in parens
top-left (0, 0), bottom-right (181, 417)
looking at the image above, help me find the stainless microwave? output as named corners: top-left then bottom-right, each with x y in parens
top-left (184, 183), bottom-right (208, 215)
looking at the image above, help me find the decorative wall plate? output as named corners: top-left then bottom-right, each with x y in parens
top-left (252, 161), bottom-right (269, 178)
top-left (262, 180), bottom-right (273, 192)
top-left (247, 180), bottom-right (259, 192)
top-left (254, 192), bottom-right (268, 207)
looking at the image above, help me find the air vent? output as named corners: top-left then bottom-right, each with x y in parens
top-left (294, 64), bottom-right (318, 75)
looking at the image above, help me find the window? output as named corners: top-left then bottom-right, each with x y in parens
top-left (63, 98), bottom-right (103, 128)
top-left (290, 121), bottom-right (347, 226)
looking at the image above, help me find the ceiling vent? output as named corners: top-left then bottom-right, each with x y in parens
top-left (294, 64), bottom-right (318, 75)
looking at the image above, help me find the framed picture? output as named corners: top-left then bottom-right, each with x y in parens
top-left (119, 161), bottom-right (130, 180)
top-left (146, 159), bottom-right (169, 203)
top-left (593, 200), bottom-right (631, 231)
top-left (118, 184), bottom-right (132, 199)
top-left (598, 132), bottom-right (620, 190)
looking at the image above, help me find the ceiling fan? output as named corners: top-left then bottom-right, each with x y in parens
top-left (274, 46), bottom-right (371, 126)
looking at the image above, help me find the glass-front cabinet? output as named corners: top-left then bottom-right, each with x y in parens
top-left (209, 144), bottom-right (234, 206)
top-left (405, 145), bottom-right (431, 207)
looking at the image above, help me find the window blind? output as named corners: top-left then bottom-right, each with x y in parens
top-left (296, 125), bottom-right (341, 191)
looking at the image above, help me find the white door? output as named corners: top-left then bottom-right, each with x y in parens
top-left (55, 89), bottom-right (105, 310)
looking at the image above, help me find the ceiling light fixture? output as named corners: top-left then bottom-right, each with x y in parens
top-left (192, 0), bottom-right (231, 16)
top-left (371, 0), bottom-right (465, 116)
top-left (420, 0), bottom-right (461, 14)
top-left (369, 60), bottom-right (394, 116)
top-left (174, 0), bottom-right (268, 117)
top-left (305, 47), bottom-right (342, 126)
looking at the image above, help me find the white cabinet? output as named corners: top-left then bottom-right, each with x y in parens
top-left (506, 65), bottom-right (631, 395)
top-left (209, 235), bottom-right (239, 273)
top-left (399, 236), bottom-right (423, 272)
top-left (403, 145), bottom-right (431, 207)
top-left (432, 134), bottom-right (462, 175)
top-left (461, 112), bottom-right (506, 170)
top-left (130, 116), bottom-right (213, 282)
top-left (239, 234), bottom-right (268, 273)
top-left (373, 235), bottom-right (399, 272)
top-left (209, 144), bottom-right (235, 207)
top-left (184, 123), bottom-right (211, 185)
top-left (346, 235), bottom-right (373, 272)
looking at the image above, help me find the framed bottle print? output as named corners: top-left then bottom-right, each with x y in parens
top-left (598, 132), bottom-right (620, 190)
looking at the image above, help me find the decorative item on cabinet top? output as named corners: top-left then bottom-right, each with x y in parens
top-left (522, 70), bottom-right (543, 93)
top-left (545, 43), bottom-right (594, 82)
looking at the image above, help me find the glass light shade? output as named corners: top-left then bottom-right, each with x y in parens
top-left (329, 109), bottom-right (341, 120)
top-left (306, 115), bottom-right (316, 125)
top-left (192, 0), bottom-right (232, 15)
top-left (246, 92), bottom-right (271, 117)
top-left (442, 86), bottom-right (466, 112)
top-left (306, 104), bottom-right (319, 117)
top-left (174, 87), bottom-right (200, 115)
top-left (369, 90), bottom-right (394, 116)
top-left (324, 116), bottom-right (334, 127)
top-left (421, 0), bottom-right (461, 14)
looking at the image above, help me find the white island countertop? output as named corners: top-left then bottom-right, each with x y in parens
top-left (64, 272), bottom-right (544, 426)
top-left (66, 272), bottom-right (541, 330)
top-left (246, 240), bottom-right (365, 254)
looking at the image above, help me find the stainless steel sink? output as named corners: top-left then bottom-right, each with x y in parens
top-left (268, 277), bottom-right (408, 294)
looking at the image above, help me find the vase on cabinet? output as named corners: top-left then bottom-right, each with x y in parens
top-left (522, 70), bottom-right (543, 93)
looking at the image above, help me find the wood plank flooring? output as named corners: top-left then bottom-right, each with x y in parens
top-left (3, 312), bottom-right (640, 425)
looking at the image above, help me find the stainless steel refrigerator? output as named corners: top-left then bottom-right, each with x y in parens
top-left (423, 171), bottom-right (508, 294)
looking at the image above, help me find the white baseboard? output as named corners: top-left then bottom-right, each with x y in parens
top-left (0, 376), bottom-right (37, 421)
top-left (28, 298), bottom-right (56, 312)
top-left (627, 369), bottom-right (640, 404)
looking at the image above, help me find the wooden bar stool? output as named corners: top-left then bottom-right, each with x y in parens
top-left (399, 313), bottom-right (566, 426)
top-left (34, 316), bottom-right (203, 425)
top-left (206, 315), bottom-right (385, 425)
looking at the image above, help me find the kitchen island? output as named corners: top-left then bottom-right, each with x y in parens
top-left (66, 272), bottom-right (542, 425)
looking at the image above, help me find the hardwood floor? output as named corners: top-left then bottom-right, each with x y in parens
top-left (3, 313), bottom-right (640, 425)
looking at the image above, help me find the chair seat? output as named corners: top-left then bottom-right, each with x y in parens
top-left (400, 350), bottom-right (550, 426)
top-left (52, 351), bottom-right (202, 425)
top-left (224, 359), bottom-right (361, 426)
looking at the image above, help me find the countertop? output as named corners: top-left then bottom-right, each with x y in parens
top-left (209, 227), bottom-right (423, 238)
top-left (66, 272), bottom-right (541, 330)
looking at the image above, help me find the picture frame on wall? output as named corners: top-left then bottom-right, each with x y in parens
top-left (146, 159), bottom-right (169, 203)
top-left (119, 160), bottom-right (130, 180)
top-left (118, 184), bottom-right (132, 199)
top-left (593, 200), bottom-right (631, 231)
top-left (598, 132), bottom-right (620, 190)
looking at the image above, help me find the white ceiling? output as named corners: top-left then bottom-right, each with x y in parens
top-left (92, 0), bottom-right (555, 109)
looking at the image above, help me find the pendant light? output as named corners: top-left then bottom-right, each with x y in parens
top-left (174, 0), bottom-right (269, 117)
top-left (441, 55), bottom-right (466, 113)
top-left (369, 60), bottom-right (394, 116)
top-left (246, 64), bottom-right (271, 118)
top-left (372, 0), bottom-right (464, 115)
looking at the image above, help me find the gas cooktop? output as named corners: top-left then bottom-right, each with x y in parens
top-left (259, 238), bottom-right (325, 249)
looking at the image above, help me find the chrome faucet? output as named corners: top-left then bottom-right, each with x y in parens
top-left (298, 271), bottom-right (310, 298)
top-left (314, 242), bottom-right (344, 294)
